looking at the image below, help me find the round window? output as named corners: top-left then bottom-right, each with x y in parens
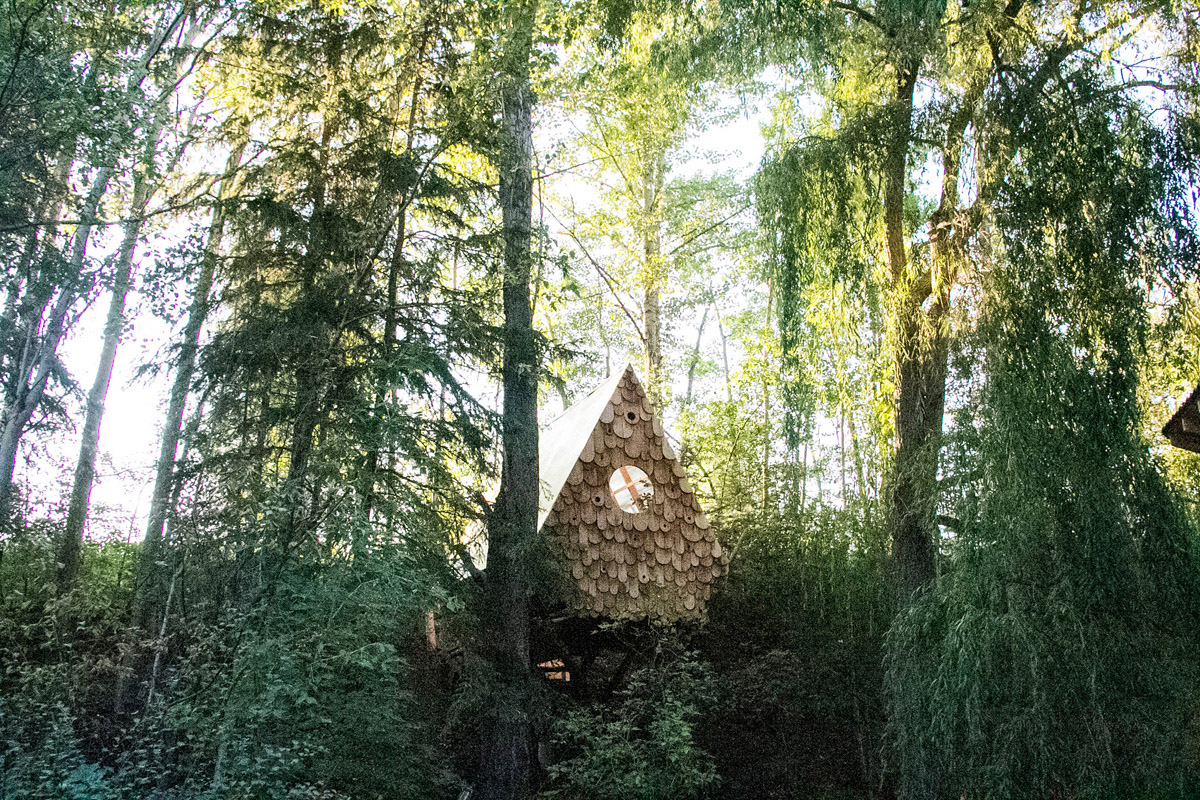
top-left (609, 465), bottom-right (653, 513)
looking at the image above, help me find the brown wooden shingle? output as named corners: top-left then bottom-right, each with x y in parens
top-left (537, 366), bottom-right (726, 623)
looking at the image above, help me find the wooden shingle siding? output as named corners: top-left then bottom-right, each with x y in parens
top-left (540, 368), bottom-right (725, 623)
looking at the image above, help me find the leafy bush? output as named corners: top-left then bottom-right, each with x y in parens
top-left (0, 533), bottom-right (459, 800)
top-left (700, 508), bottom-right (891, 799)
top-left (545, 648), bottom-right (718, 800)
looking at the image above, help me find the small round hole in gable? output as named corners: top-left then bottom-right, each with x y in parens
top-left (608, 465), bottom-right (653, 513)
top-left (625, 410), bottom-right (638, 423)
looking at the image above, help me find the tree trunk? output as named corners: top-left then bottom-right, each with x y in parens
top-left (641, 146), bottom-right (665, 401)
top-left (683, 304), bottom-right (708, 408)
top-left (0, 2), bottom-right (190, 519)
top-left (885, 64), bottom-right (942, 597)
top-left (136, 140), bottom-right (244, 627)
top-left (476, 0), bottom-right (539, 796)
top-left (1, 157), bottom-right (70, 388)
top-left (60, 17), bottom-right (205, 590)
top-left (762, 370), bottom-right (771, 514)
top-left (58, 172), bottom-right (151, 589)
top-left (890, 286), bottom-right (943, 602)
top-left (715, 305), bottom-right (732, 403)
top-left (0, 165), bottom-right (112, 514)
top-left (644, 281), bottom-right (661, 392)
top-left (888, 64), bottom-right (982, 599)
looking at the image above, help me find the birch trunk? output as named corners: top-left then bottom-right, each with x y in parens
top-left (641, 147), bottom-right (665, 402)
top-left (58, 171), bottom-right (151, 587)
top-left (0, 166), bottom-right (112, 513)
top-left (0, 3), bottom-right (191, 518)
top-left (136, 141), bottom-right (244, 626)
top-left (60, 17), bottom-right (205, 589)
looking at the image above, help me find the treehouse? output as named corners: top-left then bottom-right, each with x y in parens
top-left (536, 366), bottom-right (726, 624)
top-left (1163, 383), bottom-right (1200, 453)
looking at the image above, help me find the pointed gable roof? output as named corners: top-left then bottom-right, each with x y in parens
top-left (537, 365), bottom-right (725, 622)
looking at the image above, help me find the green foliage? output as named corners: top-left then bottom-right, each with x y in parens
top-left (701, 507), bottom-right (891, 799)
top-left (546, 648), bottom-right (719, 800)
top-left (187, 0), bottom-right (498, 583)
top-left (0, 0), bottom-right (181, 470)
top-left (181, 555), bottom-right (454, 799)
top-left (9, 2), bottom-right (491, 794)
top-left (0, 537), bottom-right (129, 800)
top-left (886, 67), bottom-right (1200, 800)
top-left (755, 134), bottom-right (886, 449)
top-left (5, 0), bottom-right (1200, 797)
top-left (0, 700), bottom-right (113, 800)
top-left (538, 0), bottom-right (748, 405)
top-left (0, 529), bottom-right (456, 799)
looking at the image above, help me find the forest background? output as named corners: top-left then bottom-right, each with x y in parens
top-left (2, 0), bottom-right (1200, 797)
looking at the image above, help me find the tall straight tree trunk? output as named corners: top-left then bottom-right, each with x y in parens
top-left (477, 0), bottom-right (538, 796)
top-left (136, 140), bottom-right (244, 626)
top-left (58, 173), bottom-right (151, 588)
top-left (683, 304), bottom-right (708, 408)
top-left (641, 146), bottom-right (665, 401)
top-left (60, 18), bottom-right (204, 590)
top-left (0, 3), bottom-right (190, 520)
